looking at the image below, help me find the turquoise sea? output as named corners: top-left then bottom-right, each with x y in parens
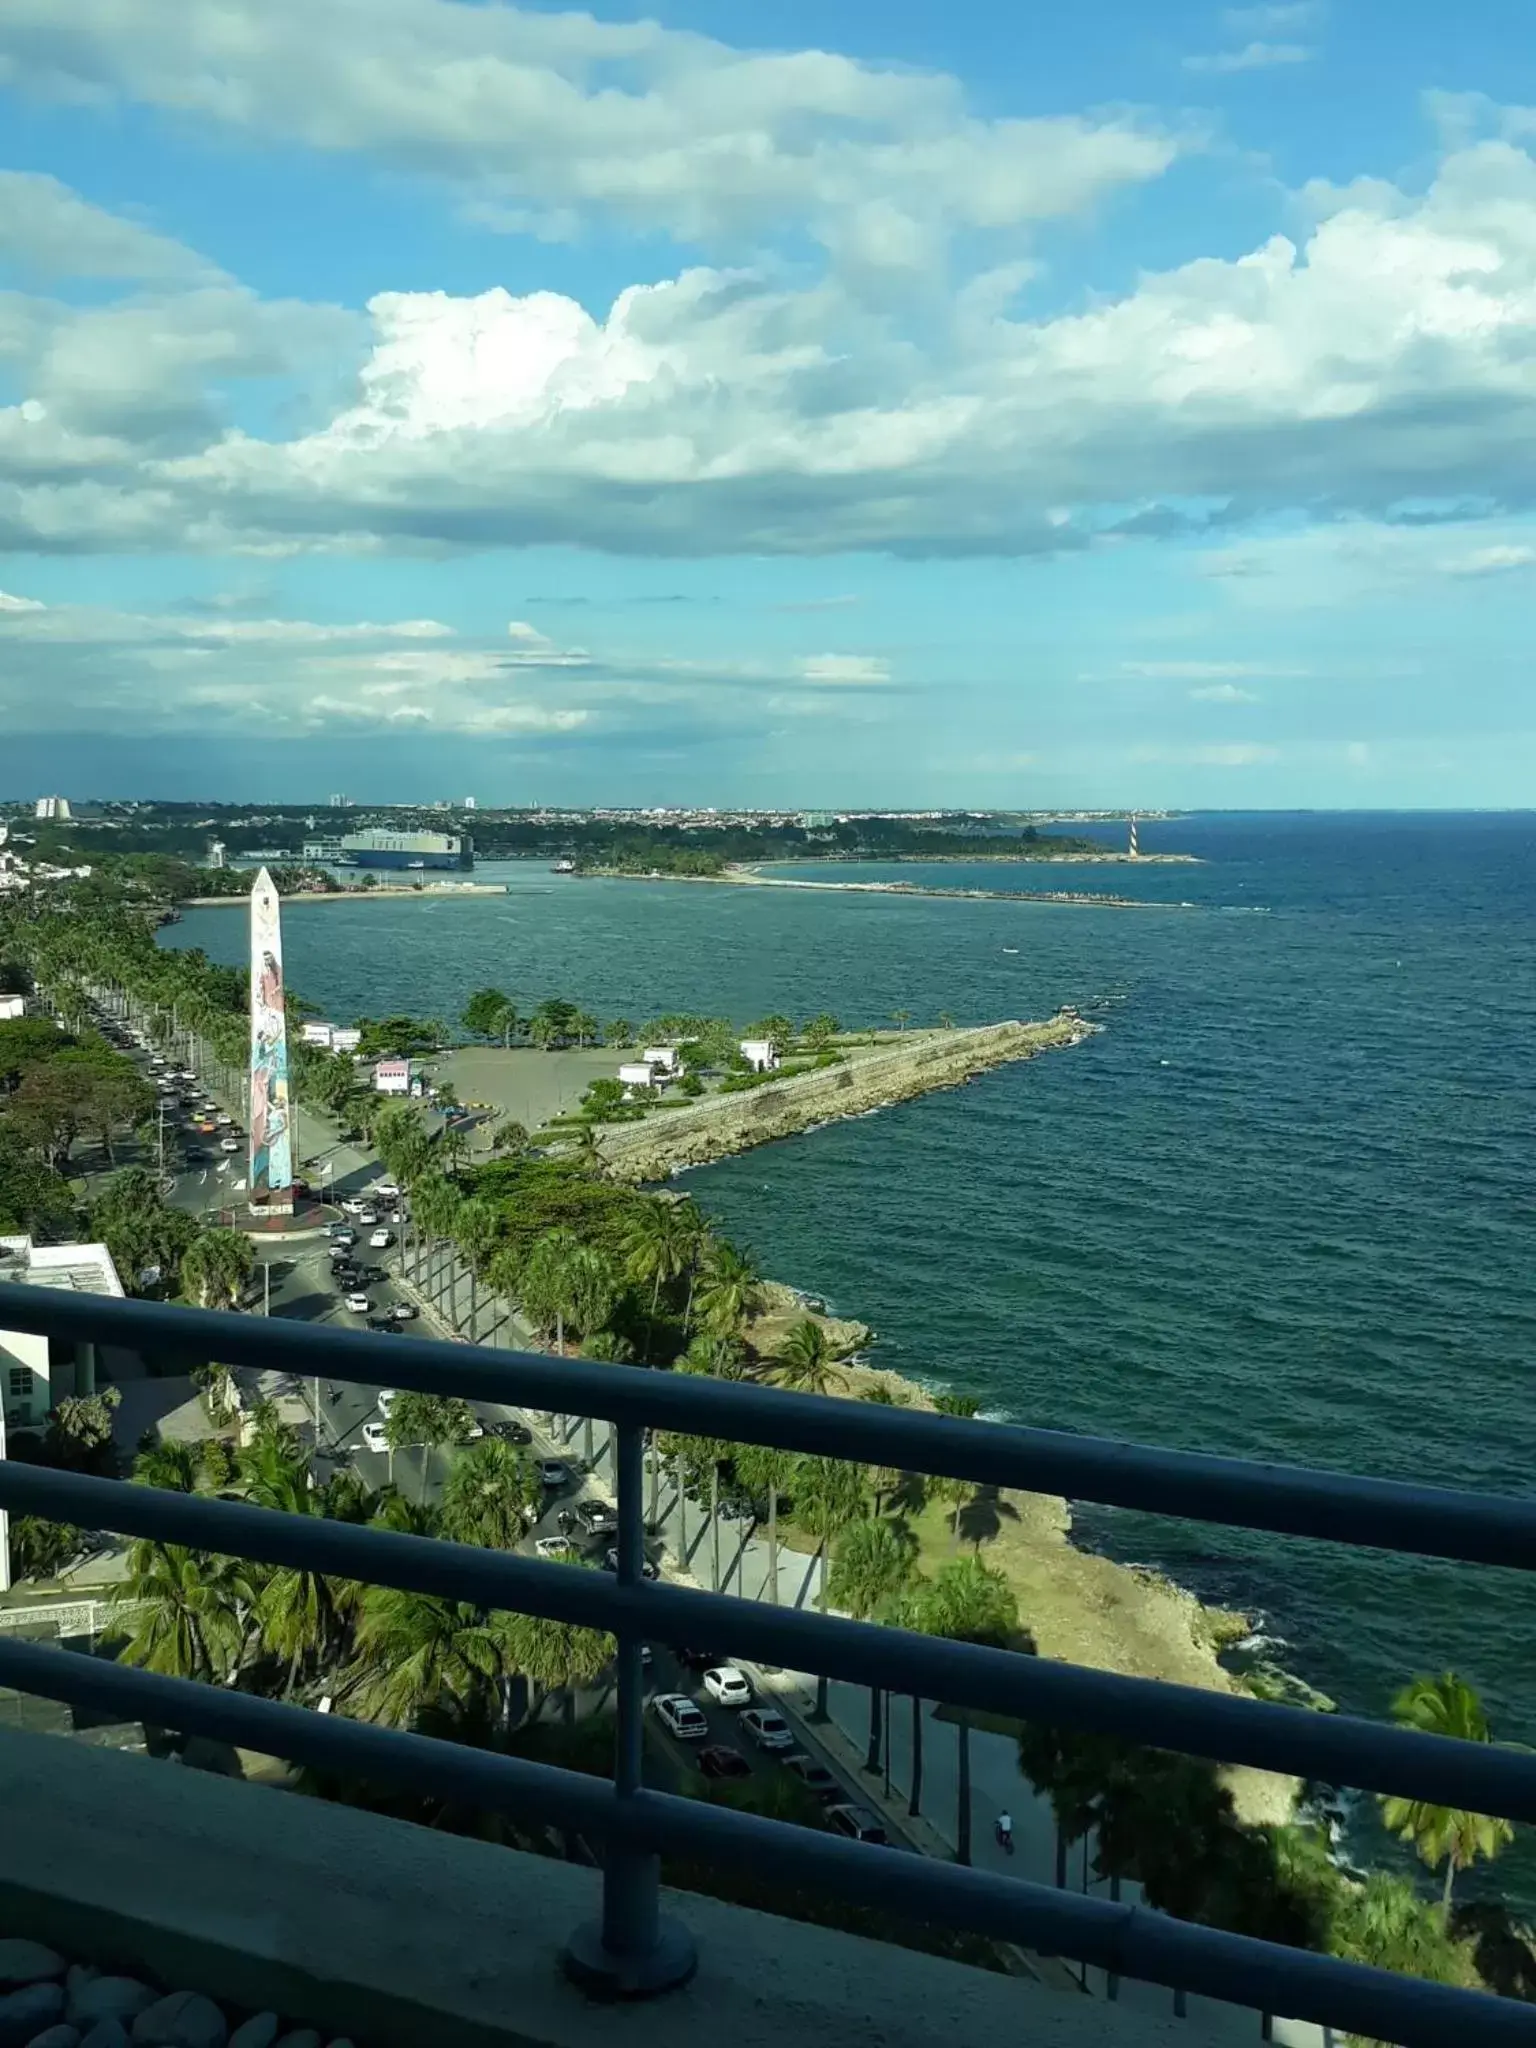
top-left (166, 813), bottom-right (1536, 1890)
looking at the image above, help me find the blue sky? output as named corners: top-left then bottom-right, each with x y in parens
top-left (2, 0), bottom-right (1534, 807)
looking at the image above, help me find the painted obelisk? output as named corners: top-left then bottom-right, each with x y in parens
top-left (248, 867), bottom-right (294, 1217)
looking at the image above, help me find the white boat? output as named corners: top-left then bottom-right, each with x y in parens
top-left (551, 857), bottom-right (576, 874)
top-left (406, 860), bottom-right (426, 870)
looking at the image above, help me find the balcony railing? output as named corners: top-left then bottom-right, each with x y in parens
top-left (0, 1283), bottom-right (1532, 2045)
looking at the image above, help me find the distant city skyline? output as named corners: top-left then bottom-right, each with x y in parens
top-left (2, 1), bottom-right (1535, 807)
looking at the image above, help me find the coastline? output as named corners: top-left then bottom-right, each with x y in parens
top-left (753, 1310), bottom-right (1296, 1828)
top-left (577, 867), bottom-right (1195, 909)
top-left (178, 882), bottom-right (510, 906)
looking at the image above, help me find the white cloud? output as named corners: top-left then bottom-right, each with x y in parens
top-left (1184, 42), bottom-right (1312, 75)
top-left (2, 121), bottom-right (1536, 568)
top-left (1189, 681), bottom-right (1261, 701)
top-left (0, 171), bottom-right (214, 280)
top-left (1442, 542), bottom-right (1536, 576)
top-left (0, 0), bottom-right (1180, 263)
top-left (799, 654), bottom-right (891, 685)
top-left (0, 589), bottom-right (46, 612)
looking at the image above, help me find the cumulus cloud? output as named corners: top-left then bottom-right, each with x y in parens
top-left (1, 112), bottom-right (1536, 571)
top-left (799, 654), bottom-right (891, 685)
top-left (0, 171), bottom-right (214, 280)
top-left (1189, 681), bottom-right (1261, 700)
top-left (1184, 42), bottom-right (1312, 74)
top-left (0, 0), bottom-right (1180, 263)
top-left (0, 589), bottom-right (47, 612)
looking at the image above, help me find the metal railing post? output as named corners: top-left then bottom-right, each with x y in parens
top-left (564, 1422), bottom-right (696, 1998)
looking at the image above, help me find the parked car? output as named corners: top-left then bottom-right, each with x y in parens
top-left (702, 1667), bottom-right (752, 1708)
top-left (368, 1229), bottom-right (393, 1249)
top-left (360, 1420), bottom-right (389, 1454)
top-left (486, 1418), bottom-right (531, 1443)
top-left (652, 1694), bottom-right (709, 1742)
top-left (538, 1459), bottom-right (571, 1489)
top-left (784, 1754), bottom-right (841, 1802)
top-left (697, 1744), bottom-right (751, 1781)
top-left (741, 1709), bottom-right (794, 1752)
top-left (377, 1389), bottom-right (397, 1418)
top-left (601, 1549), bottom-right (658, 1579)
top-left (825, 1805), bottom-right (890, 1845)
top-left (575, 1500), bottom-right (618, 1533)
top-left (672, 1647), bottom-right (727, 1673)
top-left (534, 1536), bottom-right (577, 1562)
top-left (344, 1292), bottom-right (371, 1313)
top-left (219, 1137), bottom-right (240, 1153)
top-left (388, 1303), bottom-right (419, 1324)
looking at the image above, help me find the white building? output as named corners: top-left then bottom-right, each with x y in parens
top-left (739, 1038), bottom-right (780, 1073)
top-left (300, 1021), bottom-right (334, 1046)
top-left (0, 995), bottom-right (24, 1021)
top-left (618, 1061), bottom-right (659, 1092)
top-left (0, 1236), bottom-right (125, 1593)
top-left (642, 1045), bottom-right (681, 1077)
top-left (373, 1058), bottom-right (413, 1096)
top-left (331, 1026), bottom-right (361, 1054)
top-left (34, 797), bottom-right (71, 821)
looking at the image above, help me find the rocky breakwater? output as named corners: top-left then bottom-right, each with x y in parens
top-left (594, 1013), bottom-right (1096, 1183)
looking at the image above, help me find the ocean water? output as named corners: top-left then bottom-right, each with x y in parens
top-left (167, 814), bottom-right (1536, 1886)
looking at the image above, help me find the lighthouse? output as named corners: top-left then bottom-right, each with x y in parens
top-left (1128, 814), bottom-right (1140, 859)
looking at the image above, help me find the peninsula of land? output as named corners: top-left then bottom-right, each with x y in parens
top-left (179, 881), bottom-right (510, 906)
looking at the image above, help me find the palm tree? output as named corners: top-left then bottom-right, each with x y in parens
top-left (440, 1437), bottom-right (537, 1550)
top-left (234, 1437), bottom-right (354, 1692)
top-left (694, 1240), bottom-right (763, 1341)
top-left (828, 1517), bottom-right (918, 1770)
top-left (623, 1197), bottom-right (699, 1337)
top-left (732, 1442), bottom-right (794, 1604)
top-left (506, 1604), bottom-right (615, 1727)
top-left (677, 1332), bottom-right (745, 1379)
top-left (891, 1009), bottom-right (911, 1032)
top-left (909, 1554), bottom-right (1021, 1865)
top-left (1380, 1673), bottom-right (1514, 1916)
top-left (412, 1175), bottom-right (462, 1317)
top-left (114, 1541), bottom-right (258, 1685)
top-left (452, 1196), bottom-right (501, 1341)
top-left (132, 1439), bottom-right (200, 1493)
top-left (931, 1391), bottom-right (982, 1540)
top-left (772, 1318), bottom-right (845, 1397)
top-left (180, 1228), bottom-right (254, 1309)
top-left (346, 1588), bottom-right (521, 1729)
top-left (792, 1455), bottom-right (868, 1717)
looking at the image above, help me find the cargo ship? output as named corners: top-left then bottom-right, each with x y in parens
top-left (302, 829), bottom-right (472, 871)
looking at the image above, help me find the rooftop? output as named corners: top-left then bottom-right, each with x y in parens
top-left (0, 1237), bottom-right (124, 1301)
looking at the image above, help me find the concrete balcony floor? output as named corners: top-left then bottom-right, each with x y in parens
top-left (0, 1724), bottom-right (1227, 2048)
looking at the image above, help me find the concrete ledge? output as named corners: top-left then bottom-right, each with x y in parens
top-left (0, 1725), bottom-right (1218, 2048)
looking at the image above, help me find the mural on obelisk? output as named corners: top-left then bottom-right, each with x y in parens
top-left (248, 866), bottom-right (294, 1215)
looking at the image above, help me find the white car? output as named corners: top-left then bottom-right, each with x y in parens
top-left (534, 1536), bottom-right (577, 1562)
top-left (341, 1198), bottom-right (365, 1216)
top-left (373, 1181), bottom-right (400, 1201)
top-left (702, 1666), bottom-right (753, 1708)
top-left (377, 1389), bottom-right (397, 1419)
top-left (652, 1694), bottom-right (709, 1742)
top-left (741, 1708), bottom-right (794, 1752)
top-left (359, 1209), bottom-right (379, 1226)
top-left (219, 1136), bottom-right (240, 1153)
top-left (345, 1291), bottom-right (371, 1313)
top-left (368, 1229), bottom-right (393, 1249)
top-left (360, 1420), bottom-right (389, 1454)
